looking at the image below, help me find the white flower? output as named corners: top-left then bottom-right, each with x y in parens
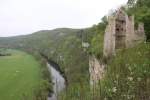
top-left (128, 66), bottom-right (132, 71)
top-left (114, 80), bottom-right (117, 83)
top-left (128, 77), bottom-right (133, 81)
top-left (127, 95), bottom-right (130, 99)
top-left (112, 87), bottom-right (117, 93)
top-left (104, 98), bottom-right (107, 100)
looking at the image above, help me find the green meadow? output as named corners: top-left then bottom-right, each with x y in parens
top-left (0, 49), bottom-right (41, 100)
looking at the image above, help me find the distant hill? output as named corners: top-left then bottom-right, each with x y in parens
top-left (0, 28), bottom-right (95, 85)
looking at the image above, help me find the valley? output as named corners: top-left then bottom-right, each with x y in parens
top-left (0, 49), bottom-right (41, 100)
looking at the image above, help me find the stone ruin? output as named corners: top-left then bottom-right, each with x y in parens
top-left (89, 9), bottom-right (145, 86)
top-left (103, 9), bottom-right (145, 57)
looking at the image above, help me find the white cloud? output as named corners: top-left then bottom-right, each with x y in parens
top-left (0, 0), bottom-right (128, 37)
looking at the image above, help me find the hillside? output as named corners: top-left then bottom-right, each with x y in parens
top-left (0, 28), bottom-right (95, 86)
top-left (58, 42), bottom-right (150, 100)
top-left (0, 0), bottom-right (150, 99)
top-left (100, 42), bottom-right (150, 100)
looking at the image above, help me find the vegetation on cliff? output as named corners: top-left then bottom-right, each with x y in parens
top-left (0, 0), bottom-right (149, 99)
top-left (127, 0), bottom-right (150, 41)
top-left (100, 43), bottom-right (150, 99)
top-left (0, 28), bottom-right (91, 87)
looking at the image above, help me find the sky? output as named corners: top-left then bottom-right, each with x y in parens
top-left (0, 0), bottom-right (128, 37)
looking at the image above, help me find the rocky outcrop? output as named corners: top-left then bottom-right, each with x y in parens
top-left (89, 55), bottom-right (105, 85)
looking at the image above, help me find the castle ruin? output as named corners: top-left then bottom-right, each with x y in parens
top-left (104, 9), bottom-right (145, 57)
top-left (89, 9), bottom-right (145, 85)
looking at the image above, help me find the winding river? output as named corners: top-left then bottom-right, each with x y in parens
top-left (47, 63), bottom-right (66, 100)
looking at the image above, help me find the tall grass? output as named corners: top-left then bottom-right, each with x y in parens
top-left (58, 43), bottom-right (150, 100)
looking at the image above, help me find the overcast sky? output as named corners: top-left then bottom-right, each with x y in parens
top-left (0, 0), bottom-right (128, 37)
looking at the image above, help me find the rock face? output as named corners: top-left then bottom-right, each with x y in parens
top-left (103, 9), bottom-right (145, 57)
top-left (89, 55), bottom-right (105, 85)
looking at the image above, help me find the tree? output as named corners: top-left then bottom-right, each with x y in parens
top-left (127, 0), bottom-right (150, 41)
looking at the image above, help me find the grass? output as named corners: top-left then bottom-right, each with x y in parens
top-left (0, 49), bottom-right (42, 100)
top-left (100, 42), bottom-right (150, 99)
top-left (58, 42), bottom-right (150, 100)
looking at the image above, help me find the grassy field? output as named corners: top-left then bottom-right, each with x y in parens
top-left (0, 49), bottom-right (41, 100)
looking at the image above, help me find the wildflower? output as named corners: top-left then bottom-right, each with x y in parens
top-left (128, 77), bottom-right (133, 81)
top-left (104, 98), bottom-right (107, 100)
top-left (128, 66), bottom-right (132, 71)
top-left (112, 87), bottom-right (117, 93)
top-left (127, 95), bottom-right (133, 99)
top-left (127, 95), bottom-right (130, 99)
top-left (114, 80), bottom-right (117, 84)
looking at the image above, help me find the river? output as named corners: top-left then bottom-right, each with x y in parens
top-left (47, 63), bottom-right (66, 100)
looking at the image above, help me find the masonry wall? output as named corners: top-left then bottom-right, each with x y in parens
top-left (104, 9), bottom-right (145, 57)
top-left (89, 9), bottom-right (145, 86)
top-left (134, 23), bottom-right (145, 43)
top-left (103, 16), bottom-right (116, 57)
top-left (126, 16), bottom-right (135, 47)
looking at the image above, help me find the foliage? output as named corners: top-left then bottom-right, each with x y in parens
top-left (127, 0), bottom-right (150, 41)
top-left (0, 1), bottom-right (150, 98)
top-left (100, 43), bottom-right (150, 100)
top-left (58, 43), bottom-right (150, 100)
top-left (0, 28), bottom-right (90, 87)
top-left (88, 16), bottom-right (107, 58)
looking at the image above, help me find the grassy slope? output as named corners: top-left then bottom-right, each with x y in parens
top-left (100, 43), bottom-right (150, 99)
top-left (58, 43), bottom-right (150, 100)
top-left (0, 50), bottom-right (41, 100)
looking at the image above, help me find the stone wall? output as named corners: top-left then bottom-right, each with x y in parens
top-left (125, 15), bottom-right (136, 48)
top-left (104, 9), bottom-right (145, 57)
top-left (89, 8), bottom-right (145, 86)
top-left (103, 16), bottom-right (116, 57)
top-left (135, 23), bottom-right (145, 42)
